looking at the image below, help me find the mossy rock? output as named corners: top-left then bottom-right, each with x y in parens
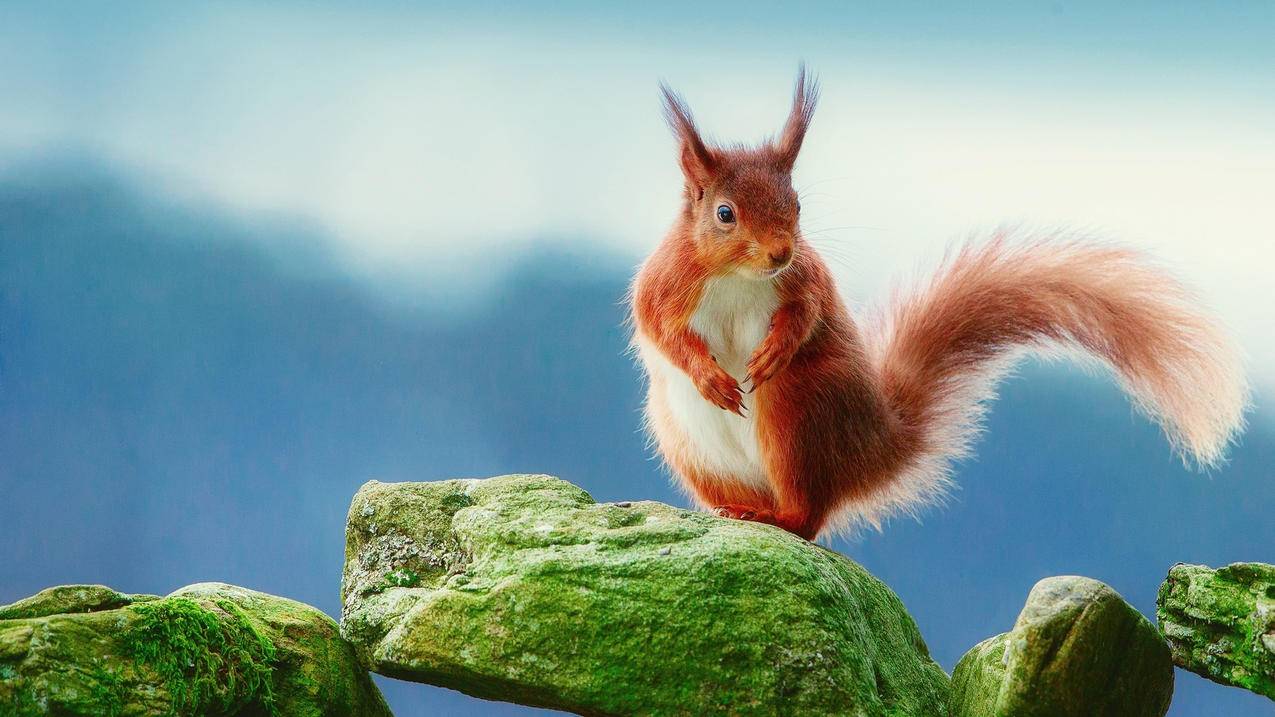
top-left (0, 585), bottom-right (159, 620)
top-left (340, 474), bottom-right (950, 716)
top-left (950, 576), bottom-right (1173, 717)
top-left (1156, 562), bottom-right (1275, 699)
top-left (0, 582), bottom-right (392, 716)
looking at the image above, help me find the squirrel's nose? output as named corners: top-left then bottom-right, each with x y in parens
top-left (767, 247), bottom-right (793, 267)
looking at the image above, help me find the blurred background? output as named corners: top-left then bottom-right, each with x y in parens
top-left (2, 2), bottom-right (1272, 714)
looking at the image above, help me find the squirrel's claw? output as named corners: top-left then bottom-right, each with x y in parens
top-left (695, 364), bottom-right (745, 415)
top-left (712, 505), bottom-right (779, 526)
top-left (746, 341), bottom-right (793, 389)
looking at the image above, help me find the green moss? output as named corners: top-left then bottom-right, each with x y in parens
top-left (341, 480), bottom-right (474, 604)
top-left (1157, 562), bottom-right (1275, 699)
top-left (85, 662), bottom-right (128, 717)
top-left (123, 597), bottom-right (278, 716)
top-left (9, 684), bottom-right (41, 714)
top-left (2, 583), bottom-right (390, 717)
top-left (383, 569), bottom-right (421, 588)
top-left (342, 474), bottom-right (951, 716)
top-left (951, 577), bottom-right (1173, 716)
top-left (0, 585), bottom-right (154, 620)
top-left (949, 634), bottom-right (1006, 716)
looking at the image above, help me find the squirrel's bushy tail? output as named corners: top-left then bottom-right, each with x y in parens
top-left (861, 230), bottom-right (1249, 525)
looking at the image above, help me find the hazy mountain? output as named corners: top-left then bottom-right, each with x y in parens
top-left (1, 162), bottom-right (1270, 715)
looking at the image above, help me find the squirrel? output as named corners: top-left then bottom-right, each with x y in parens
top-left (630, 66), bottom-right (1249, 541)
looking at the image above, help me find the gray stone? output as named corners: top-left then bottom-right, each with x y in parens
top-left (950, 576), bottom-right (1173, 717)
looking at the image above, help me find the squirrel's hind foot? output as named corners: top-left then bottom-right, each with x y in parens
top-left (711, 505), bottom-right (819, 541)
top-left (712, 504), bottom-right (778, 525)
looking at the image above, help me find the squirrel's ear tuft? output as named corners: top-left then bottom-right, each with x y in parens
top-left (775, 63), bottom-right (820, 172)
top-left (660, 82), bottom-right (717, 192)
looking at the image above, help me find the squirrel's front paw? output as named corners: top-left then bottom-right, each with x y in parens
top-left (693, 365), bottom-right (745, 416)
top-left (746, 338), bottom-right (796, 389)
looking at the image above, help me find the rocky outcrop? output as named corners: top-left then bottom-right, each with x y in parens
top-left (340, 474), bottom-right (951, 716)
top-left (17, 478), bottom-right (1262, 716)
top-left (950, 576), bottom-right (1173, 717)
top-left (0, 582), bottom-right (392, 716)
top-left (1157, 562), bottom-right (1275, 700)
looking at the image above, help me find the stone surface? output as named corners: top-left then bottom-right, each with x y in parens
top-left (340, 474), bottom-right (950, 716)
top-left (0, 585), bottom-right (160, 620)
top-left (949, 633), bottom-right (1008, 717)
top-left (1157, 562), bottom-right (1275, 700)
top-left (950, 575), bottom-right (1173, 717)
top-left (0, 582), bottom-right (392, 716)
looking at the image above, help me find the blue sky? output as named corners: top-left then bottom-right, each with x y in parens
top-left (3, 2), bottom-right (1272, 371)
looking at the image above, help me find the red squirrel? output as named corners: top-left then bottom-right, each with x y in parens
top-left (630, 67), bottom-right (1249, 540)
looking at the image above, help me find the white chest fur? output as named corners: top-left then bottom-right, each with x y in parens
top-left (638, 275), bottom-right (780, 487)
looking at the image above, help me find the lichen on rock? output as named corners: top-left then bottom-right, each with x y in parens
top-left (0, 584), bottom-right (159, 620)
top-left (0, 582), bottom-right (392, 716)
top-left (1156, 562), bottom-right (1275, 700)
top-left (950, 575), bottom-right (1173, 717)
top-left (340, 473), bottom-right (950, 716)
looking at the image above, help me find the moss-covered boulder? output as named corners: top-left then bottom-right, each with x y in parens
top-left (0, 582), bottom-right (392, 716)
top-left (340, 474), bottom-right (950, 716)
top-left (1157, 562), bottom-right (1275, 699)
top-left (950, 576), bottom-right (1173, 717)
top-left (0, 585), bottom-right (161, 620)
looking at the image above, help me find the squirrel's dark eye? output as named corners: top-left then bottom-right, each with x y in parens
top-left (716, 205), bottom-right (735, 224)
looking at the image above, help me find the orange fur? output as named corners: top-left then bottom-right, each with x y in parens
top-left (631, 67), bottom-right (1250, 540)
